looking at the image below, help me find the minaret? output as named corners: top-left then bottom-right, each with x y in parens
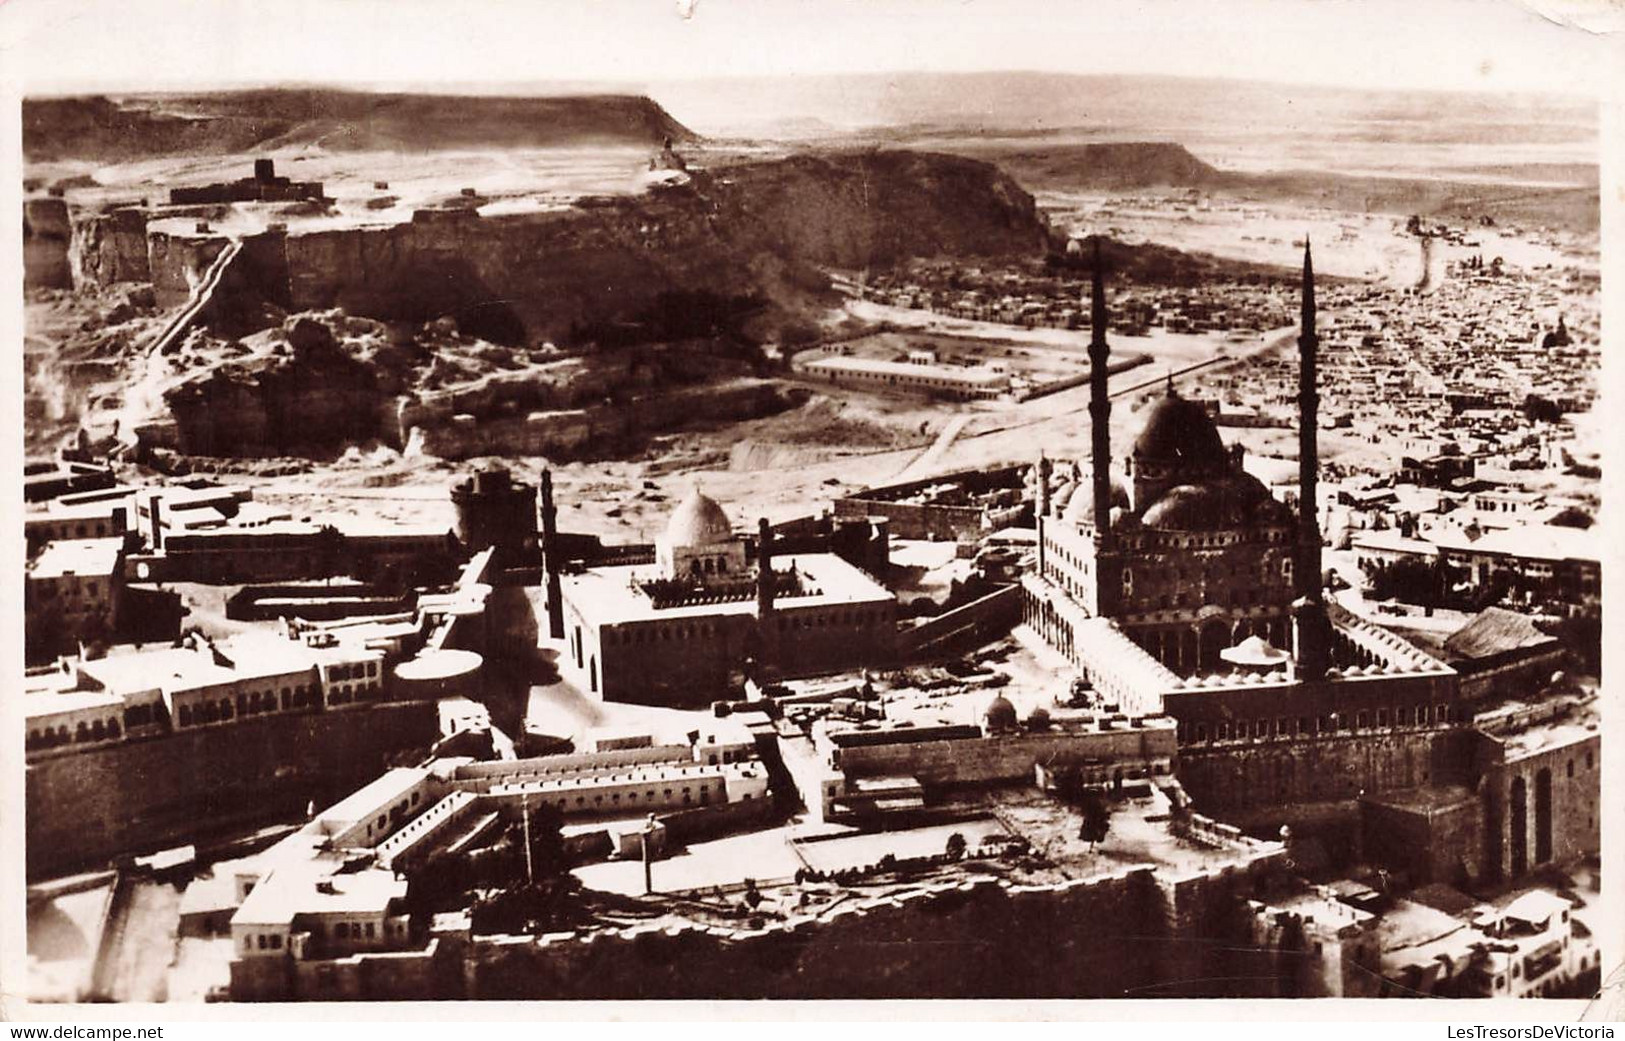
top-left (1292, 240), bottom-right (1330, 680)
top-left (540, 469), bottom-right (564, 640)
top-left (1088, 238), bottom-right (1113, 545)
top-left (1035, 452), bottom-right (1052, 574)
top-left (755, 517), bottom-right (778, 675)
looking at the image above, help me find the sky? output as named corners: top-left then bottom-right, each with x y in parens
top-left (2, 0), bottom-right (1616, 99)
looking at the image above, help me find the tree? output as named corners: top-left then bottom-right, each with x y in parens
top-left (944, 832), bottom-right (967, 861)
top-left (315, 524), bottom-right (345, 586)
top-left (1079, 791), bottom-right (1112, 851)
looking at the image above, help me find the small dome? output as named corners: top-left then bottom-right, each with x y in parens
top-left (984, 694), bottom-right (1018, 733)
top-left (1133, 389), bottom-right (1229, 471)
top-left (1141, 484), bottom-right (1225, 531)
top-left (1140, 472), bottom-right (1286, 531)
top-left (666, 488), bottom-right (734, 547)
top-left (1050, 481), bottom-right (1077, 516)
top-left (1062, 478), bottom-right (1130, 525)
top-left (1220, 635), bottom-right (1290, 668)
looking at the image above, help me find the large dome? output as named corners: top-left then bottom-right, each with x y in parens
top-left (1132, 390), bottom-right (1229, 470)
top-left (665, 488), bottom-right (734, 547)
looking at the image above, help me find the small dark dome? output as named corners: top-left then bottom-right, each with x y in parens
top-left (984, 694), bottom-right (1018, 733)
top-left (1133, 390), bottom-right (1229, 471)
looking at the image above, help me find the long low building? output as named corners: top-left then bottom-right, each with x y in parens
top-left (226, 722), bottom-right (777, 1000)
top-left (799, 355), bottom-right (1010, 401)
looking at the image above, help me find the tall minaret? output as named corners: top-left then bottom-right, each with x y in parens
top-left (1035, 452), bottom-right (1052, 574)
top-left (540, 469), bottom-right (564, 640)
top-left (755, 517), bottom-right (778, 675)
top-left (1293, 240), bottom-right (1330, 680)
top-left (1088, 237), bottom-right (1113, 545)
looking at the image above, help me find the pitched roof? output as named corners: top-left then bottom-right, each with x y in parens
top-left (1443, 607), bottom-right (1559, 662)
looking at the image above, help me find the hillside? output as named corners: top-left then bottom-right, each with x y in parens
top-left (23, 89), bottom-right (697, 162)
top-left (945, 141), bottom-right (1229, 191)
top-left (38, 148), bottom-right (1054, 461)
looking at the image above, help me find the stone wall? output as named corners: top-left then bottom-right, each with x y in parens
top-left (1359, 788), bottom-right (1482, 886)
top-left (896, 583), bottom-right (1022, 659)
top-left (26, 701), bottom-right (437, 878)
top-left (411, 379), bottom-right (793, 461)
top-left (1174, 725), bottom-right (1477, 816)
top-left (444, 852), bottom-right (1291, 999)
top-left (70, 208), bottom-right (150, 286)
top-left (832, 723), bottom-right (1177, 787)
top-left (1476, 728), bottom-right (1599, 883)
top-left (24, 197), bottom-right (73, 288)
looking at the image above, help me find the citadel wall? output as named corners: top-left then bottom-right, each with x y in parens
top-left (411, 855), bottom-right (1292, 1000)
top-left (1173, 725), bottom-right (1476, 815)
top-left (25, 700), bottom-right (437, 878)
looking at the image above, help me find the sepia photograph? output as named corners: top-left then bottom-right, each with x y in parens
top-left (5, 0), bottom-right (1618, 1014)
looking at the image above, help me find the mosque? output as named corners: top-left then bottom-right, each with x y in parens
top-left (551, 488), bottom-right (897, 706)
top-left (1022, 242), bottom-right (1466, 816)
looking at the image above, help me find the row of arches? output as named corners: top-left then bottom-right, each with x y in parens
top-left (26, 716), bottom-right (122, 751)
top-left (1127, 616), bottom-right (1292, 676)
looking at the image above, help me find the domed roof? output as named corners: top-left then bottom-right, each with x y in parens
top-left (1133, 389), bottom-right (1229, 470)
top-left (1220, 635), bottom-right (1290, 668)
top-left (1140, 484), bottom-right (1225, 531)
top-left (1062, 478), bottom-right (1130, 525)
top-left (984, 694), bottom-right (1018, 732)
top-left (1050, 480), bottom-right (1076, 516)
top-left (1140, 473), bottom-right (1290, 532)
top-left (665, 488), bottom-right (734, 547)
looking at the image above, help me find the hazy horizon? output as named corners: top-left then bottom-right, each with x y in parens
top-left (5, 0), bottom-right (1614, 101)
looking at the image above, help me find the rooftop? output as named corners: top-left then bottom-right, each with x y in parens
top-left (232, 858), bottom-right (406, 928)
top-left (562, 552), bottom-right (892, 627)
top-left (24, 689), bottom-right (126, 720)
top-left (315, 767), bottom-right (431, 834)
top-left (28, 538), bottom-right (124, 580)
top-left (1442, 607), bottom-right (1560, 662)
top-left (1435, 523), bottom-right (1599, 564)
top-left (804, 355), bottom-right (1008, 386)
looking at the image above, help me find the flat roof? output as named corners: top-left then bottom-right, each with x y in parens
top-left (233, 861), bottom-right (406, 927)
top-left (25, 498), bottom-right (131, 523)
top-left (563, 552), bottom-right (893, 628)
top-left (1435, 523), bottom-right (1598, 564)
top-left (78, 631), bottom-right (380, 695)
top-left (25, 689), bottom-right (126, 720)
top-left (29, 538), bottom-right (123, 580)
top-left (79, 646), bottom-right (237, 694)
top-left (317, 767), bottom-right (430, 830)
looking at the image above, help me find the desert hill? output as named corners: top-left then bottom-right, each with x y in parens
top-left (23, 89), bottom-right (697, 162)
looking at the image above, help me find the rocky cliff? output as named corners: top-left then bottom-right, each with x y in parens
top-left (25, 90), bottom-right (696, 162)
top-left (188, 150), bottom-right (1054, 346)
top-left (80, 149), bottom-right (1052, 461)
